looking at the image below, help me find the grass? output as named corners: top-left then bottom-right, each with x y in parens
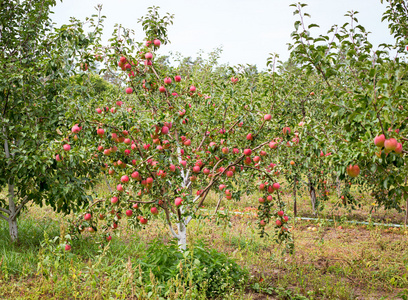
top-left (1, 184), bottom-right (408, 299)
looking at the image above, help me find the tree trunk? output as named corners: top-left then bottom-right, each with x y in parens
top-left (4, 134), bottom-right (19, 242)
top-left (9, 218), bottom-right (18, 242)
top-left (308, 176), bottom-right (317, 216)
top-left (336, 176), bottom-right (341, 198)
top-left (8, 183), bottom-right (18, 242)
top-left (177, 221), bottom-right (187, 251)
top-left (405, 177), bottom-right (408, 227)
top-left (293, 177), bottom-right (297, 218)
top-left (177, 151), bottom-right (189, 251)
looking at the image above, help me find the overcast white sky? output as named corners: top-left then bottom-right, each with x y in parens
top-left (51, 0), bottom-right (394, 69)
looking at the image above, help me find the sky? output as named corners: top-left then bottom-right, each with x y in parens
top-left (51, 0), bottom-right (394, 69)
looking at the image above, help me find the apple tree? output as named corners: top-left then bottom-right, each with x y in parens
top-left (65, 8), bottom-right (293, 250)
top-left (0, 0), bottom-right (104, 242)
top-left (287, 3), bottom-right (408, 215)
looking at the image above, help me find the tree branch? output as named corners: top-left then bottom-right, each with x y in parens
top-left (11, 196), bottom-right (29, 220)
top-left (214, 194), bottom-right (223, 214)
top-left (0, 207), bottom-right (10, 215)
top-left (163, 205), bottom-right (179, 239)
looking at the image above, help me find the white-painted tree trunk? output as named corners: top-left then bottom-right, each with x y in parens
top-left (175, 146), bottom-right (189, 251)
top-left (177, 221), bottom-right (187, 250)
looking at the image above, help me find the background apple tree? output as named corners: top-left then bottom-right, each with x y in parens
top-left (287, 2), bottom-right (408, 220)
top-left (0, 0), bottom-right (105, 242)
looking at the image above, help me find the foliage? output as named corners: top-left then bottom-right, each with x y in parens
top-left (286, 2), bottom-right (408, 213)
top-left (137, 239), bottom-right (249, 298)
top-left (0, 0), bottom-right (105, 241)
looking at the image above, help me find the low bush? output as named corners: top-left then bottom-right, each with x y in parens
top-left (137, 239), bottom-right (249, 298)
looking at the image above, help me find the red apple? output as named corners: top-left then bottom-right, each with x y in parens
top-left (384, 138), bottom-right (398, 151)
top-left (272, 183), bottom-right (280, 190)
top-left (395, 143), bottom-right (403, 154)
top-left (374, 134), bottom-right (385, 147)
top-left (71, 124), bottom-right (81, 133)
top-left (282, 127), bottom-right (291, 135)
top-left (97, 128), bottom-right (105, 137)
top-left (269, 141), bottom-right (277, 149)
top-left (346, 165), bottom-right (360, 177)
top-left (175, 197), bottom-right (183, 206)
top-left (244, 149), bottom-right (252, 156)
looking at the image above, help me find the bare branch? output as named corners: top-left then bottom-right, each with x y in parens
top-left (168, 223), bottom-right (180, 239)
top-left (214, 194), bottom-right (223, 214)
top-left (0, 207), bottom-right (10, 215)
top-left (129, 200), bottom-right (156, 204)
top-left (0, 213), bottom-right (9, 221)
top-left (11, 196), bottom-right (30, 220)
top-left (162, 205), bottom-right (179, 239)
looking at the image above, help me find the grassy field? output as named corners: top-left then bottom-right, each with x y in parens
top-left (1, 184), bottom-right (408, 299)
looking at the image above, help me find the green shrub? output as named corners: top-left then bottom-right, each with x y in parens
top-left (138, 239), bottom-right (249, 298)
